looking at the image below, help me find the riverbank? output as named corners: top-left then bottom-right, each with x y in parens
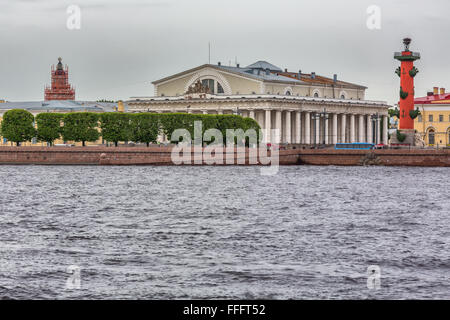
top-left (0, 146), bottom-right (448, 166)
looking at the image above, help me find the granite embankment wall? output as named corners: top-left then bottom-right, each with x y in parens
top-left (0, 146), bottom-right (448, 167)
top-left (293, 149), bottom-right (450, 167)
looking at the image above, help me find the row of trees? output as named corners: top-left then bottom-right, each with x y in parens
top-left (0, 109), bottom-right (261, 146)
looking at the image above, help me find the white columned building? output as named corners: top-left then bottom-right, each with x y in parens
top-left (128, 60), bottom-right (390, 145)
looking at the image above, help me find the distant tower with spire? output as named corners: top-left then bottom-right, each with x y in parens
top-left (44, 57), bottom-right (75, 101)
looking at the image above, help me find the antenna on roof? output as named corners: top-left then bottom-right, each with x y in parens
top-left (208, 42), bottom-right (211, 64)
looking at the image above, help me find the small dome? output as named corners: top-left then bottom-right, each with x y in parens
top-left (57, 57), bottom-right (64, 71)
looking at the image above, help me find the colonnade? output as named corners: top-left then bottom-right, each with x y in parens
top-left (144, 107), bottom-right (389, 146)
top-left (252, 109), bottom-right (388, 145)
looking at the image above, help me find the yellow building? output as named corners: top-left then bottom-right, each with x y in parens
top-left (415, 87), bottom-right (450, 147)
top-left (0, 100), bottom-right (121, 146)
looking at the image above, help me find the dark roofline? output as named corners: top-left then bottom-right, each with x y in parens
top-left (152, 64), bottom-right (367, 89)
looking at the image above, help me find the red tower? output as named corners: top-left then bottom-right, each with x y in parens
top-left (394, 38), bottom-right (420, 129)
top-left (44, 57), bottom-right (75, 101)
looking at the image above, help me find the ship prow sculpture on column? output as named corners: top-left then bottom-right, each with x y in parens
top-left (392, 38), bottom-right (421, 145)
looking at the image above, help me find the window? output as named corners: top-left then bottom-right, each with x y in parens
top-left (439, 115), bottom-right (444, 122)
top-left (314, 92), bottom-right (319, 98)
top-left (200, 79), bottom-right (224, 94)
top-left (418, 115), bottom-right (422, 122)
top-left (340, 95), bottom-right (345, 99)
top-left (201, 79), bottom-right (214, 93)
top-left (217, 82), bottom-right (224, 94)
top-left (429, 115), bottom-right (433, 122)
top-left (286, 91), bottom-right (291, 96)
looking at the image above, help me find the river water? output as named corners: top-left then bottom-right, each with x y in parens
top-left (0, 165), bottom-right (449, 299)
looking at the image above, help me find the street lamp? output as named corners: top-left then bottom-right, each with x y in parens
top-left (311, 108), bottom-right (329, 145)
top-left (371, 113), bottom-right (381, 145)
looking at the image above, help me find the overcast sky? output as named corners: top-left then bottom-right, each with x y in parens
top-left (0, 0), bottom-right (449, 105)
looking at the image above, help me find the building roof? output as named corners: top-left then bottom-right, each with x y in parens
top-left (216, 65), bottom-right (305, 84)
top-left (0, 100), bottom-right (120, 112)
top-left (245, 60), bottom-right (283, 72)
top-left (152, 61), bottom-right (366, 89)
top-left (415, 93), bottom-right (450, 105)
top-left (275, 71), bottom-right (367, 89)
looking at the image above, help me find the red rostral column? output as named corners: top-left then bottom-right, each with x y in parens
top-left (394, 38), bottom-right (420, 129)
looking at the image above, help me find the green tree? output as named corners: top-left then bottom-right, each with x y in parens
top-left (129, 113), bottom-right (159, 147)
top-left (99, 113), bottom-right (131, 147)
top-left (62, 112), bottom-right (100, 146)
top-left (0, 109), bottom-right (36, 146)
top-left (36, 113), bottom-right (63, 145)
top-left (159, 113), bottom-right (192, 142)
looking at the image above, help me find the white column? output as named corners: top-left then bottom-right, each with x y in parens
top-left (359, 115), bottom-right (365, 142)
top-left (275, 110), bottom-right (282, 143)
top-left (367, 115), bottom-right (373, 144)
top-left (295, 111), bottom-right (301, 144)
top-left (324, 116), bottom-right (329, 144)
top-left (304, 112), bottom-right (311, 144)
top-left (315, 116), bottom-right (320, 144)
top-left (341, 114), bottom-right (346, 143)
top-left (382, 115), bottom-right (388, 145)
top-left (285, 111), bottom-right (291, 144)
top-left (350, 114), bottom-right (356, 143)
top-left (376, 118), bottom-right (381, 145)
top-left (249, 110), bottom-right (255, 119)
top-left (332, 113), bottom-right (338, 144)
top-left (265, 110), bottom-right (271, 143)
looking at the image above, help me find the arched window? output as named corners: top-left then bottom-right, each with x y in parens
top-left (340, 94), bottom-right (346, 99)
top-left (314, 92), bottom-right (319, 98)
top-left (286, 91), bottom-right (291, 96)
top-left (428, 129), bottom-right (435, 145)
top-left (200, 78), bottom-right (225, 94)
top-left (201, 79), bottom-right (214, 93)
top-left (447, 128), bottom-right (450, 146)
